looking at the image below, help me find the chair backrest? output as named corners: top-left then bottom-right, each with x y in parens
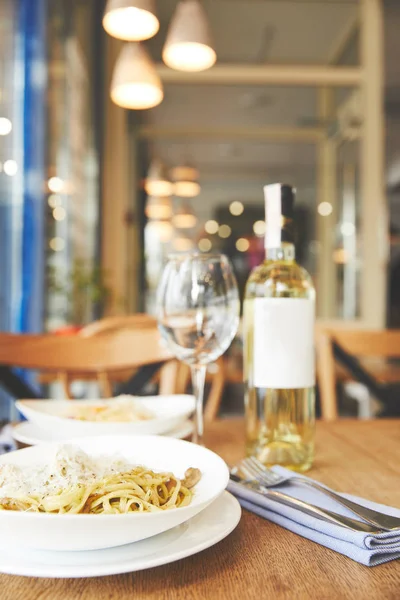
top-left (328, 330), bottom-right (400, 358)
top-left (80, 316), bottom-right (237, 420)
top-left (79, 314), bottom-right (180, 396)
top-left (316, 327), bottom-right (400, 421)
top-left (79, 314), bottom-right (157, 338)
top-left (0, 329), bottom-right (171, 372)
top-left (0, 313), bottom-right (177, 399)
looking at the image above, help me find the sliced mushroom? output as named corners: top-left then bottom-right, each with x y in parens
top-left (182, 468), bottom-right (201, 489)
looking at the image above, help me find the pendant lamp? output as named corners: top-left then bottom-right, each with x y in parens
top-left (162, 0), bottom-right (216, 72)
top-left (103, 0), bottom-right (159, 41)
top-left (172, 233), bottom-right (194, 252)
top-left (145, 196), bottom-right (173, 220)
top-left (172, 202), bottom-right (197, 229)
top-left (146, 220), bottom-right (173, 242)
top-left (145, 160), bottom-right (173, 196)
top-left (111, 43), bottom-right (163, 110)
top-left (172, 165), bottom-right (201, 198)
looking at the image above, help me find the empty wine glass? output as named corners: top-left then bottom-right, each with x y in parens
top-left (157, 253), bottom-right (240, 445)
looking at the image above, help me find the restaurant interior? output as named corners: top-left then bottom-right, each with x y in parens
top-left (1, 0), bottom-right (400, 594)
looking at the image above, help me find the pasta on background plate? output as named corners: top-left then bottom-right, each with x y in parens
top-left (66, 395), bottom-right (154, 423)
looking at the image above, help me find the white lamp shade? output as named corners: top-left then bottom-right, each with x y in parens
top-left (145, 196), bottom-right (173, 220)
top-left (162, 0), bottom-right (216, 72)
top-left (103, 0), bottom-right (159, 41)
top-left (146, 220), bottom-right (173, 242)
top-left (172, 165), bottom-right (201, 198)
top-left (174, 180), bottom-right (201, 197)
top-left (172, 203), bottom-right (197, 229)
top-left (145, 160), bottom-right (173, 196)
top-left (172, 235), bottom-right (194, 252)
top-left (111, 43), bottom-right (164, 110)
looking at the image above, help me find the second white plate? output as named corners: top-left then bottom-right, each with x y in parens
top-left (12, 420), bottom-right (194, 446)
top-left (16, 395), bottom-right (195, 437)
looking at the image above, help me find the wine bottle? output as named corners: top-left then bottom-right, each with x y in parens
top-left (243, 183), bottom-right (316, 472)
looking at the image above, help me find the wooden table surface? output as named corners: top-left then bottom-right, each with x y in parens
top-left (2, 419), bottom-right (400, 599)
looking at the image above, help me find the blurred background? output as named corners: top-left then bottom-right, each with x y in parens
top-left (0, 0), bottom-right (398, 420)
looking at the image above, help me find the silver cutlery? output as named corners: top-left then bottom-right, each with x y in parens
top-left (237, 457), bottom-right (400, 532)
top-left (229, 473), bottom-right (382, 533)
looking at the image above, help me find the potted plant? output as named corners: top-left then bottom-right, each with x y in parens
top-left (47, 258), bottom-right (112, 333)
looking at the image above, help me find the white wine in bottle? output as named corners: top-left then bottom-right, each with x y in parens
top-left (243, 183), bottom-right (316, 472)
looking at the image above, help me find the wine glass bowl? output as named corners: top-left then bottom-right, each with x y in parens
top-left (157, 253), bottom-right (240, 444)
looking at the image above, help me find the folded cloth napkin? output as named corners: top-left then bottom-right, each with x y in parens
top-left (227, 466), bottom-right (400, 566)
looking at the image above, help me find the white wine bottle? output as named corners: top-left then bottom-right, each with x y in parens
top-left (243, 183), bottom-right (316, 472)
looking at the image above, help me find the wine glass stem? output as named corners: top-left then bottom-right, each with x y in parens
top-left (190, 364), bottom-right (207, 445)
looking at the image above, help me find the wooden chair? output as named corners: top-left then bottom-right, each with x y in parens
top-left (79, 314), bottom-right (179, 396)
top-left (80, 315), bottom-right (246, 420)
top-left (204, 358), bottom-right (226, 422)
top-left (0, 315), bottom-right (237, 417)
top-left (316, 327), bottom-right (400, 421)
top-left (173, 356), bottom-right (242, 423)
top-left (32, 314), bottom-right (177, 397)
top-left (79, 314), bottom-right (157, 337)
top-left (0, 328), bottom-right (172, 399)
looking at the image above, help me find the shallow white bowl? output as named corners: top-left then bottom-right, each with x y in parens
top-left (12, 420), bottom-right (194, 446)
top-left (16, 395), bottom-right (195, 437)
top-left (0, 435), bottom-right (229, 552)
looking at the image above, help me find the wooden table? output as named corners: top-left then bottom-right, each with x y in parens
top-left (2, 419), bottom-right (400, 599)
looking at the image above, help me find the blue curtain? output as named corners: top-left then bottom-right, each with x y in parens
top-left (17, 0), bottom-right (47, 334)
top-left (0, 0), bottom-right (46, 417)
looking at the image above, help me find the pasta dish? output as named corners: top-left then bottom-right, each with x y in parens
top-left (67, 395), bottom-right (154, 423)
top-left (0, 446), bottom-right (201, 515)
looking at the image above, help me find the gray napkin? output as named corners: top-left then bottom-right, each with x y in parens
top-left (228, 466), bottom-right (400, 566)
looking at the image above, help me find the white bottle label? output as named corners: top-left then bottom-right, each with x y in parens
top-left (253, 297), bottom-right (315, 389)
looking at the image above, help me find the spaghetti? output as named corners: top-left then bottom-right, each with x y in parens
top-left (0, 446), bottom-right (201, 515)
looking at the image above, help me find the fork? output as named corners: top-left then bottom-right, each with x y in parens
top-left (237, 456), bottom-right (400, 531)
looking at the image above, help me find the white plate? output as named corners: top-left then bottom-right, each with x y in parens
top-left (12, 420), bottom-right (194, 446)
top-left (0, 492), bottom-right (240, 578)
top-left (16, 395), bottom-right (195, 437)
top-left (0, 435), bottom-right (229, 551)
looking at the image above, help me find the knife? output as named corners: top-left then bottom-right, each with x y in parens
top-left (229, 474), bottom-right (382, 534)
